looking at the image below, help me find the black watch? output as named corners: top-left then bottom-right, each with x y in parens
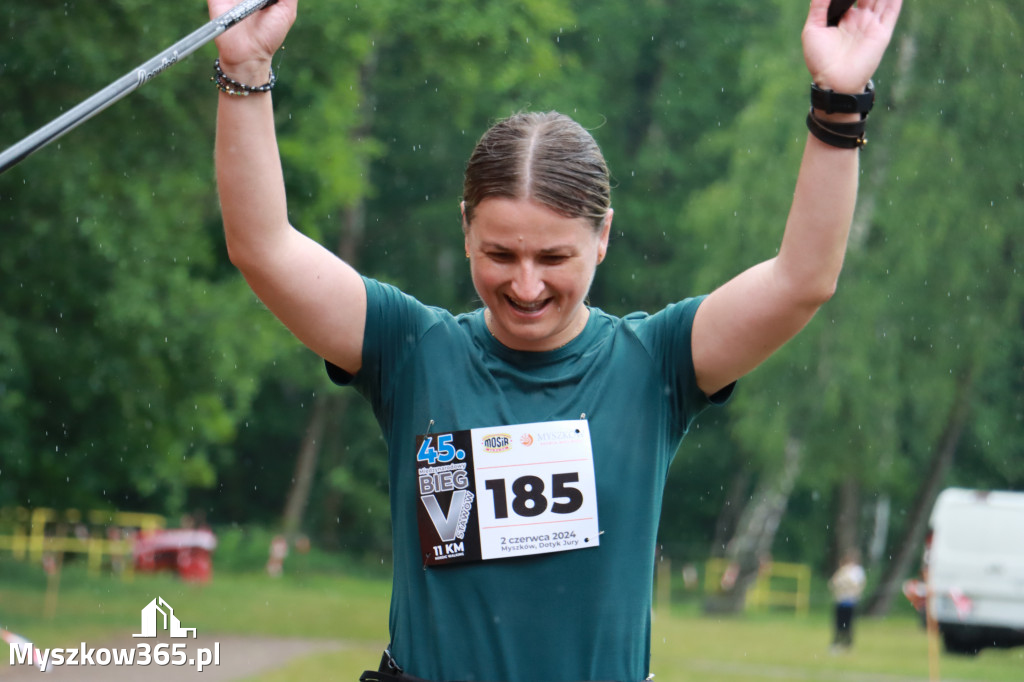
top-left (810, 80), bottom-right (875, 118)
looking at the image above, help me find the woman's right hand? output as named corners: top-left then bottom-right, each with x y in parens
top-left (208, 0), bottom-right (298, 78)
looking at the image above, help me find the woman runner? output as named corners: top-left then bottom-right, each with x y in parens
top-left (207, 0), bottom-right (903, 679)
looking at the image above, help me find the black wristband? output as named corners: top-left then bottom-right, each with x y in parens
top-left (806, 110), bottom-right (867, 149)
top-left (810, 81), bottom-right (874, 118)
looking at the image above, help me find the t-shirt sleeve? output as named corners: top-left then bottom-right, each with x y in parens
top-left (324, 277), bottom-right (443, 412)
top-left (633, 296), bottom-right (734, 433)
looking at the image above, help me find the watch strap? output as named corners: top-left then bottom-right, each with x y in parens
top-left (810, 80), bottom-right (875, 118)
top-left (806, 110), bottom-right (867, 149)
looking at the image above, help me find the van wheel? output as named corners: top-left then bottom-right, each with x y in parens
top-left (942, 630), bottom-right (981, 655)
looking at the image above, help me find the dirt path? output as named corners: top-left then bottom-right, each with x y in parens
top-left (2, 633), bottom-right (348, 681)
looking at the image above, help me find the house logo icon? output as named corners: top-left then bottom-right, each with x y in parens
top-left (132, 597), bottom-right (197, 639)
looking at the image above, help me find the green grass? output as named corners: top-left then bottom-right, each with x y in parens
top-left (650, 605), bottom-right (1024, 681)
top-left (0, 558), bottom-right (389, 638)
top-left (3, 557), bottom-right (1022, 681)
top-left (0, 557), bottom-right (389, 679)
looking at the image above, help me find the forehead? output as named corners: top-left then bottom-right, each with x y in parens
top-left (468, 197), bottom-right (595, 251)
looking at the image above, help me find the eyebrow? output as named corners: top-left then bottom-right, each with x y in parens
top-left (480, 241), bottom-right (577, 255)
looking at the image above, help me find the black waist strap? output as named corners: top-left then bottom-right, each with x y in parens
top-left (360, 650), bottom-right (434, 682)
top-left (359, 649), bottom-right (649, 682)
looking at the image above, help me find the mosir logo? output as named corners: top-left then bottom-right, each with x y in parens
top-left (481, 433), bottom-right (512, 453)
top-left (134, 596), bottom-right (196, 638)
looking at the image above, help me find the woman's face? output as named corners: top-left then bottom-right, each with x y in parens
top-left (464, 197), bottom-right (611, 352)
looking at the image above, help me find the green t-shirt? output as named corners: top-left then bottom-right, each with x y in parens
top-left (329, 277), bottom-right (727, 682)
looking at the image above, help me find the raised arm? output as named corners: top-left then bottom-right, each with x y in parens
top-left (209, 0), bottom-right (366, 374)
top-left (692, 0), bottom-right (902, 395)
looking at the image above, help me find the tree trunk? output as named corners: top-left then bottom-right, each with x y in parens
top-left (317, 391), bottom-right (352, 551)
top-left (867, 493), bottom-right (891, 567)
top-left (281, 392), bottom-right (334, 539)
top-left (832, 476), bottom-right (860, 567)
top-left (709, 466), bottom-right (752, 558)
top-left (704, 436), bottom-right (803, 614)
top-left (862, 369), bottom-right (974, 616)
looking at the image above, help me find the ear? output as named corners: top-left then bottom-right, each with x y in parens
top-left (461, 201), bottom-right (472, 256)
top-left (596, 208), bottom-right (613, 264)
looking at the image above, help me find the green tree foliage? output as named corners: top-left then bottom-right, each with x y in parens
top-left (2, 0), bottom-right (1020, 589)
top-left (672, 0), bottom-right (1024, 576)
top-left (0, 2), bottom-right (289, 511)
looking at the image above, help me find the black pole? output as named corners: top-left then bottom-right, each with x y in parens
top-left (0, 0), bottom-right (277, 175)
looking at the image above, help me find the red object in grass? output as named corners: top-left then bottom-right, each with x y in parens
top-left (134, 529), bottom-right (217, 582)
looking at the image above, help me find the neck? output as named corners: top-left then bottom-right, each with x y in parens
top-left (484, 307), bottom-right (589, 351)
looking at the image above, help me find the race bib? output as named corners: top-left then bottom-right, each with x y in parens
top-left (415, 419), bottom-right (600, 566)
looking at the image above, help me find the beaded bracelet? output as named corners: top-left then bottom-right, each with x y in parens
top-left (211, 58), bottom-right (276, 96)
top-left (805, 109), bottom-right (867, 149)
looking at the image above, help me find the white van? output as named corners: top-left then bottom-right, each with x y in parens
top-left (927, 487), bottom-right (1024, 654)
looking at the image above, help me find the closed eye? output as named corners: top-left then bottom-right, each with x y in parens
top-left (487, 251), bottom-right (516, 263)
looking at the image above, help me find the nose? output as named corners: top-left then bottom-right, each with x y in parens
top-left (510, 261), bottom-right (544, 301)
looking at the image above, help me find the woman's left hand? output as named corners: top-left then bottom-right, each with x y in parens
top-left (802, 0), bottom-right (903, 93)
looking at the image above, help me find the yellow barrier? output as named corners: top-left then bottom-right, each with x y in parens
top-left (705, 557), bottom-right (811, 616)
top-left (747, 560), bottom-right (811, 615)
top-left (705, 557), bottom-right (730, 593)
top-left (0, 507), bottom-right (165, 577)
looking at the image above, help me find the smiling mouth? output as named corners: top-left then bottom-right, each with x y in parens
top-left (505, 294), bottom-right (549, 314)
